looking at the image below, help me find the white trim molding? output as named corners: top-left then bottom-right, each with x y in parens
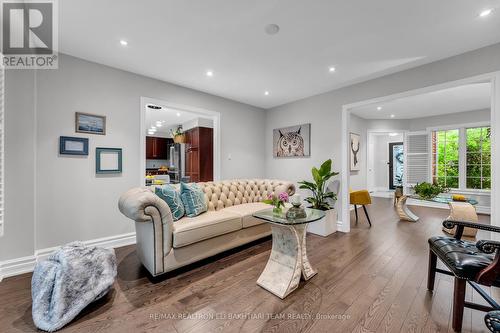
top-left (139, 97), bottom-right (222, 187)
top-left (0, 232), bottom-right (136, 282)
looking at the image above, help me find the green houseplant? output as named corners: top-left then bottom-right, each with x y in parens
top-left (413, 182), bottom-right (449, 200)
top-left (298, 159), bottom-right (339, 211)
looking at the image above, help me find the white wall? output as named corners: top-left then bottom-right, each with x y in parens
top-left (265, 42), bottom-right (500, 221)
top-left (1, 54), bottom-right (266, 260)
top-left (349, 114), bottom-right (368, 191)
top-left (0, 70), bottom-right (36, 260)
top-left (371, 133), bottom-right (404, 190)
top-left (408, 108), bottom-right (490, 131)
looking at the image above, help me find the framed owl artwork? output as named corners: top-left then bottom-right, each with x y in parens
top-left (273, 124), bottom-right (311, 158)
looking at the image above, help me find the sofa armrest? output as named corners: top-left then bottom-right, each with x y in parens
top-left (273, 180), bottom-right (296, 196)
top-left (118, 187), bottom-right (174, 276)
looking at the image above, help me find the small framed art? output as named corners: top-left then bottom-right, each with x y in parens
top-left (75, 112), bottom-right (106, 135)
top-left (59, 136), bottom-right (89, 156)
top-left (96, 147), bottom-right (122, 174)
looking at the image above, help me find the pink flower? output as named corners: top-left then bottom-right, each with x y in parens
top-left (268, 194), bottom-right (274, 200)
top-left (279, 192), bottom-right (289, 202)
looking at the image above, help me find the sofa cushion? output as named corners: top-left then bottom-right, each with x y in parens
top-left (223, 202), bottom-right (271, 228)
top-left (155, 185), bottom-right (185, 221)
top-left (173, 211), bottom-right (242, 248)
top-left (180, 182), bottom-right (208, 217)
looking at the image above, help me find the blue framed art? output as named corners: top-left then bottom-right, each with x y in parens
top-left (96, 147), bottom-right (122, 174)
top-left (59, 136), bottom-right (89, 155)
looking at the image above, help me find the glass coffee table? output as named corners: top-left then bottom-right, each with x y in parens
top-left (252, 208), bottom-right (325, 299)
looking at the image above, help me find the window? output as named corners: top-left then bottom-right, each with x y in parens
top-left (432, 129), bottom-right (459, 188)
top-left (466, 127), bottom-right (491, 189)
top-left (431, 125), bottom-right (491, 191)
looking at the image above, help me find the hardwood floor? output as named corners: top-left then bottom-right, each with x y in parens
top-left (0, 197), bottom-right (494, 332)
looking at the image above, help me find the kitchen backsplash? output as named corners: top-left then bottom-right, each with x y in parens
top-left (146, 159), bottom-right (169, 169)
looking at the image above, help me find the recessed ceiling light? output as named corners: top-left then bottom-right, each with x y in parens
top-left (206, 70), bottom-right (214, 77)
top-left (119, 39), bottom-right (128, 46)
top-left (151, 126), bottom-right (156, 130)
top-left (176, 112), bottom-right (181, 117)
top-left (264, 24), bottom-right (280, 35)
top-left (388, 132), bottom-right (398, 137)
top-left (156, 121), bottom-right (162, 127)
top-left (377, 106), bottom-right (382, 111)
top-left (329, 67), bottom-right (336, 73)
top-left (390, 114), bottom-right (395, 118)
top-left (479, 9), bottom-right (493, 17)
top-left (264, 91), bottom-right (270, 96)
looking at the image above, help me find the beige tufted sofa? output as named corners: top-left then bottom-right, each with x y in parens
top-left (118, 179), bottom-right (295, 277)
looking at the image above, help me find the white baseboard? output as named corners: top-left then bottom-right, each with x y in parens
top-left (337, 220), bottom-right (350, 232)
top-left (0, 232), bottom-right (136, 282)
top-left (0, 255), bottom-right (37, 282)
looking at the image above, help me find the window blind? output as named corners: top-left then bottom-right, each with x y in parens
top-left (406, 132), bottom-right (429, 185)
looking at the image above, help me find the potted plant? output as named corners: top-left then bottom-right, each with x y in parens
top-left (413, 182), bottom-right (449, 200)
top-left (298, 159), bottom-right (339, 236)
top-left (263, 192), bottom-right (289, 215)
top-left (170, 126), bottom-right (186, 143)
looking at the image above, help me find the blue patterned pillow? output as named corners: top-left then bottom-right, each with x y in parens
top-left (180, 182), bottom-right (207, 217)
top-left (155, 185), bottom-right (185, 221)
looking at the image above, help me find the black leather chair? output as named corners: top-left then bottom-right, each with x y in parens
top-left (486, 311), bottom-right (500, 332)
top-left (428, 220), bottom-right (500, 332)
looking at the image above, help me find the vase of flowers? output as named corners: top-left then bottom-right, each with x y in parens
top-left (263, 192), bottom-right (289, 216)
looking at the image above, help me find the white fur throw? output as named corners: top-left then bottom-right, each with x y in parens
top-left (31, 242), bottom-right (117, 332)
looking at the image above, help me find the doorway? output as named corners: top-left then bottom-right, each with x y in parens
top-left (139, 97), bottom-right (221, 187)
top-left (389, 142), bottom-right (404, 189)
top-left (341, 72), bottom-right (500, 233)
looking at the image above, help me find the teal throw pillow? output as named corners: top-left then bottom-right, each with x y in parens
top-left (155, 185), bottom-right (185, 221)
top-left (180, 182), bottom-right (207, 217)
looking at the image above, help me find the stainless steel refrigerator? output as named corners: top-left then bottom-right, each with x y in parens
top-left (168, 143), bottom-right (186, 183)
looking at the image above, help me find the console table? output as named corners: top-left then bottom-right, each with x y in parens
top-left (396, 195), bottom-right (479, 237)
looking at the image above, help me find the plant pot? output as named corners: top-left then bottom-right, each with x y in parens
top-left (173, 134), bottom-right (186, 143)
top-left (307, 209), bottom-right (337, 237)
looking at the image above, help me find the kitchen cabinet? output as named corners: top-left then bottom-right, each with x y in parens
top-left (146, 136), bottom-right (172, 159)
top-left (185, 127), bottom-right (213, 182)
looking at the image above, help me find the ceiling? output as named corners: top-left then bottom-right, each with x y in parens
top-left (60, 1), bottom-right (500, 109)
top-left (145, 107), bottom-right (201, 135)
top-left (351, 82), bottom-right (491, 119)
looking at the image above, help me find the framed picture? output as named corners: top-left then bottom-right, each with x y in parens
top-left (75, 112), bottom-right (106, 135)
top-left (350, 133), bottom-right (361, 171)
top-left (59, 136), bottom-right (89, 155)
top-left (273, 123), bottom-right (311, 158)
top-left (96, 148), bottom-right (122, 174)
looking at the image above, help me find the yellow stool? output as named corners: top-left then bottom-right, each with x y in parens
top-left (350, 190), bottom-right (372, 226)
